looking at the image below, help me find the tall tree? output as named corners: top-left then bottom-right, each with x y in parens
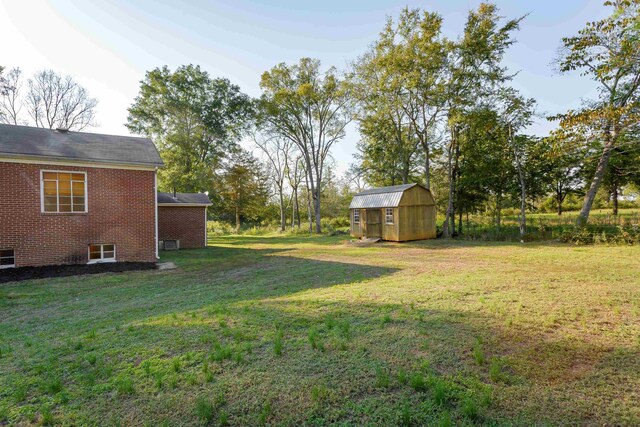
top-left (127, 65), bottom-right (253, 193)
top-left (25, 69), bottom-right (97, 130)
top-left (0, 67), bottom-right (23, 125)
top-left (497, 88), bottom-right (537, 238)
top-left (259, 58), bottom-right (353, 233)
top-left (556, 0), bottom-right (640, 225)
top-left (441, 3), bottom-right (524, 237)
top-left (253, 132), bottom-right (296, 231)
top-left (215, 150), bottom-right (270, 233)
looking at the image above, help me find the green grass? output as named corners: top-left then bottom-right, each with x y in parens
top-left (0, 235), bottom-right (639, 425)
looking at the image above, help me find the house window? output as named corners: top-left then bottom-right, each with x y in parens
top-left (353, 209), bottom-right (360, 223)
top-left (0, 249), bottom-right (15, 268)
top-left (42, 171), bottom-right (86, 213)
top-left (88, 244), bottom-right (115, 263)
top-left (385, 208), bottom-right (394, 224)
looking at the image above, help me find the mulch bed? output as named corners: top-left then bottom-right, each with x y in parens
top-left (0, 262), bottom-right (157, 284)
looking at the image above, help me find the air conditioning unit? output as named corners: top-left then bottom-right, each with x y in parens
top-left (160, 239), bottom-right (180, 250)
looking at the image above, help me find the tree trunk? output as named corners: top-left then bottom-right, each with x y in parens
top-left (279, 190), bottom-right (286, 232)
top-left (511, 127), bottom-right (526, 240)
top-left (458, 211), bottom-right (463, 236)
top-left (556, 189), bottom-right (563, 216)
top-left (313, 187), bottom-right (322, 234)
top-left (612, 184), bottom-right (619, 216)
top-left (442, 142), bottom-right (454, 238)
top-left (235, 206), bottom-right (241, 234)
top-left (294, 188), bottom-right (301, 229)
top-left (496, 194), bottom-right (502, 228)
top-left (424, 145), bottom-right (430, 189)
top-left (577, 126), bottom-right (616, 226)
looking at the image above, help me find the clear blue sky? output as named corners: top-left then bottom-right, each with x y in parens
top-left (1, 0), bottom-right (607, 174)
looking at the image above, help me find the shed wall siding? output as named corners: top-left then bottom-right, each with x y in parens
top-left (158, 206), bottom-right (207, 248)
top-left (0, 161), bottom-right (157, 267)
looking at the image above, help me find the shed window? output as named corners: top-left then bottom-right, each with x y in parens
top-left (353, 209), bottom-right (360, 223)
top-left (0, 249), bottom-right (15, 268)
top-left (385, 208), bottom-right (394, 224)
top-left (88, 244), bottom-right (115, 263)
top-left (42, 171), bottom-right (86, 213)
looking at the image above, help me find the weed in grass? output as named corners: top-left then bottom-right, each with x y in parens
top-left (308, 327), bottom-right (325, 352)
top-left (311, 384), bottom-right (329, 403)
top-left (410, 372), bottom-right (427, 392)
top-left (115, 376), bottom-right (135, 395)
top-left (57, 391), bottom-right (70, 404)
top-left (337, 320), bottom-right (351, 340)
top-left (86, 353), bottom-right (97, 366)
top-left (219, 410), bottom-right (229, 426)
top-left (258, 402), bottom-right (271, 425)
top-left (232, 351), bottom-right (244, 364)
top-left (40, 407), bottom-right (54, 426)
top-left (472, 339), bottom-right (485, 365)
top-left (382, 313), bottom-right (392, 324)
top-left (397, 368), bottom-right (409, 385)
top-left (73, 341), bottom-right (83, 351)
top-left (399, 400), bottom-right (411, 426)
top-left (168, 376), bottom-right (178, 389)
top-left (461, 397), bottom-right (479, 421)
top-left (154, 373), bottom-right (164, 391)
top-left (489, 358), bottom-right (507, 383)
top-left (195, 396), bottom-right (215, 424)
top-left (211, 343), bottom-right (233, 362)
top-left (12, 384), bottom-right (27, 402)
top-left (375, 365), bottom-right (390, 388)
top-left (44, 377), bottom-right (63, 395)
top-left (141, 360), bottom-right (152, 376)
top-left (85, 329), bottom-right (96, 340)
top-left (274, 329), bottom-right (283, 356)
top-left (172, 357), bottom-right (181, 373)
top-left (127, 325), bottom-right (135, 332)
top-left (325, 315), bottom-right (336, 330)
top-left (437, 410), bottom-right (452, 427)
top-left (432, 377), bottom-right (452, 406)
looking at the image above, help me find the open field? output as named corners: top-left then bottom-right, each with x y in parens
top-left (1, 236), bottom-right (639, 425)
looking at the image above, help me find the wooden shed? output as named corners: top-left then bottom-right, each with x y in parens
top-left (349, 184), bottom-right (436, 242)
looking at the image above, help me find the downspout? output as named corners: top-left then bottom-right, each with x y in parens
top-left (154, 169), bottom-right (159, 260)
top-left (204, 205), bottom-right (208, 247)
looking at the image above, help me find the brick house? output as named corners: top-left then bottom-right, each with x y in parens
top-left (157, 192), bottom-right (212, 249)
top-left (0, 124), bottom-right (163, 268)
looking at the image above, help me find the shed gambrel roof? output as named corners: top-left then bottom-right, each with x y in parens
top-left (157, 192), bottom-right (212, 206)
top-left (349, 183), bottom-right (419, 209)
top-left (0, 124), bottom-right (163, 167)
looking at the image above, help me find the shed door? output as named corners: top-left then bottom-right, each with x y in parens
top-left (365, 209), bottom-right (382, 238)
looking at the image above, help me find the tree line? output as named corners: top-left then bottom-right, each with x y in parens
top-left (2, 0), bottom-right (638, 236)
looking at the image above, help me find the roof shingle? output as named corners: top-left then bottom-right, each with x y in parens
top-left (0, 124), bottom-right (163, 167)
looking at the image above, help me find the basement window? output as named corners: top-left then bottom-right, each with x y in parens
top-left (353, 209), bottom-right (360, 223)
top-left (88, 244), bottom-right (116, 263)
top-left (0, 249), bottom-right (15, 268)
top-left (385, 208), bottom-right (394, 225)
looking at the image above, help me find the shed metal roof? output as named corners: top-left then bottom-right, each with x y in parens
top-left (0, 124), bottom-right (163, 167)
top-left (157, 192), bottom-right (212, 206)
top-left (349, 184), bottom-right (420, 209)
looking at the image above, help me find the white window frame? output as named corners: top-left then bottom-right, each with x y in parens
top-left (0, 249), bottom-right (15, 269)
top-left (40, 170), bottom-right (88, 214)
top-left (87, 244), bottom-right (116, 264)
top-left (353, 209), bottom-right (360, 223)
top-left (385, 208), bottom-right (394, 225)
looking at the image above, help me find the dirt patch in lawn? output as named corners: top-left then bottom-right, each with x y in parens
top-left (0, 262), bottom-right (157, 284)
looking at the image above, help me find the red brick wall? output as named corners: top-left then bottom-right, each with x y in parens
top-left (0, 161), bottom-right (157, 267)
top-left (158, 206), bottom-right (207, 249)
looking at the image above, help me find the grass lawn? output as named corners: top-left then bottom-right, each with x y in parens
top-left (1, 236), bottom-right (639, 426)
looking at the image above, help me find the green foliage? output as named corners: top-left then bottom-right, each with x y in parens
top-left (127, 64), bottom-right (253, 193)
top-left (195, 395), bottom-right (215, 423)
